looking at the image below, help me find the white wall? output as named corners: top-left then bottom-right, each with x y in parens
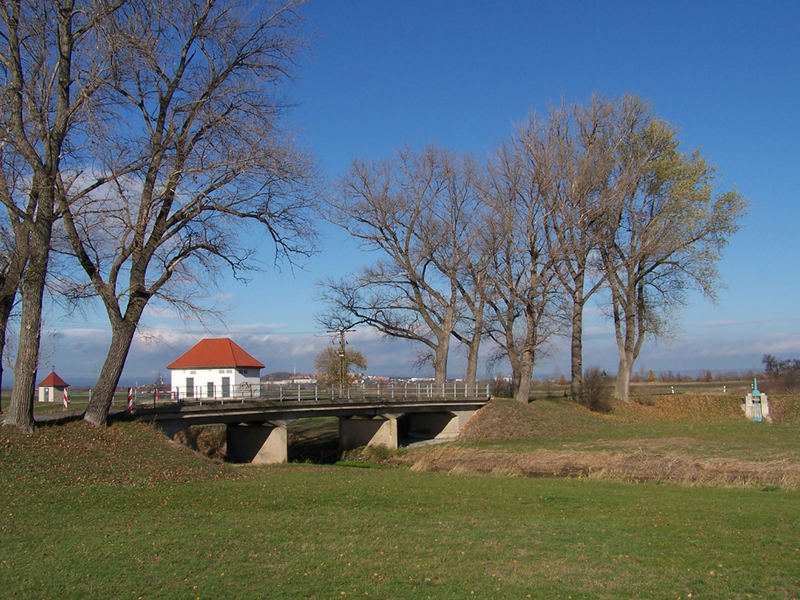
top-left (169, 367), bottom-right (261, 400)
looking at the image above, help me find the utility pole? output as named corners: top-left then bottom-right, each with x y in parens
top-left (328, 327), bottom-right (355, 388)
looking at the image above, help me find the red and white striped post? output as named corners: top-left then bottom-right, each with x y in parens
top-left (127, 387), bottom-right (133, 413)
top-left (62, 387), bottom-right (69, 409)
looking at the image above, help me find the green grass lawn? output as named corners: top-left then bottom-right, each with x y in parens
top-left (2, 465), bottom-right (798, 599)
top-left (2, 419), bottom-right (800, 599)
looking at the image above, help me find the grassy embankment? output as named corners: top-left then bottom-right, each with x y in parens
top-left (2, 391), bottom-right (800, 598)
top-left (402, 393), bottom-right (800, 488)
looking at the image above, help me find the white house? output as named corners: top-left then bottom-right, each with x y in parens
top-left (167, 338), bottom-right (264, 400)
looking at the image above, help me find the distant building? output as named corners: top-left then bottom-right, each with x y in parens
top-left (167, 338), bottom-right (264, 400)
top-left (265, 374), bottom-right (317, 385)
top-left (38, 371), bottom-right (68, 403)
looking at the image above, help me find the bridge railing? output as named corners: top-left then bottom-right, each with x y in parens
top-left (131, 381), bottom-right (491, 409)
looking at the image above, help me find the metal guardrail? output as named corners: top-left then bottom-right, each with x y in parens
top-left (132, 382), bottom-right (492, 409)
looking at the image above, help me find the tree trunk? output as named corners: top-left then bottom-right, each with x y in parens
top-left (464, 303), bottom-right (484, 394)
top-left (569, 285), bottom-right (585, 403)
top-left (0, 236), bottom-right (24, 415)
top-left (432, 331), bottom-right (450, 394)
top-left (4, 240), bottom-right (50, 432)
top-left (614, 354), bottom-right (633, 403)
top-left (0, 296), bottom-right (13, 414)
top-left (84, 318), bottom-right (139, 426)
top-left (514, 350), bottom-right (534, 403)
top-left (464, 335), bottom-right (479, 396)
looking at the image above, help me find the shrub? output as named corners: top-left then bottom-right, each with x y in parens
top-left (761, 354), bottom-right (800, 394)
top-left (581, 367), bottom-right (613, 413)
top-left (491, 377), bottom-right (514, 399)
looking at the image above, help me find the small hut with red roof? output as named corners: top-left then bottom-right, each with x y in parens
top-left (167, 338), bottom-right (264, 400)
top-left (38, 371), bottom-right (68, 403)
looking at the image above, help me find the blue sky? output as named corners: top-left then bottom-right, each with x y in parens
top-left (32, 0), bottom-right (800, 386)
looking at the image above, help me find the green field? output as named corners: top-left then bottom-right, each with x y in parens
top-left (2, 394), bottom-right (799, 599)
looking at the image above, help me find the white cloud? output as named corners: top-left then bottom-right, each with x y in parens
top-left (23, 305), bottom-right (793, 387)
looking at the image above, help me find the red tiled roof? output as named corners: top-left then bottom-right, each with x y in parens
top-left (166, 338), bottom-right (265, 370)
top-left (38, 371), bottom-right (69, 388)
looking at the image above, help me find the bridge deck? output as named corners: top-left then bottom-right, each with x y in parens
top-left (134, 398), bottom-right (488, 427)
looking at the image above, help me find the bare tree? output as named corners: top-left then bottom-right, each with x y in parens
top-left (0, 0), bottom-right (120, 432)
top-left (427, 156), bottom-right (487, 392)
top-left (596, 96), bottom-right (746, 402)
top-left (482, 142), bottom-right (561, 403)
top-left (53, 0), bottom-right (318, 426)
top-left (450, 225), bottom-right (491, 393)
top-left (322, 146), bottom-right (475, 390)
top-left (521, 98), bottom-right (616, 402)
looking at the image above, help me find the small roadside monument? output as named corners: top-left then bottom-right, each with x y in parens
top-left (742, 378), bottom-right (770, 422)
top-left (38, 371), bottom-right (68, 404)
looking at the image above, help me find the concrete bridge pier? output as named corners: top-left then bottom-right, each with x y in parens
top-left (339, 410), bottom-right (477, 450)
top-left (339, 414), bottom-right (400, 450)
top-left (227, 421), bottom-right (288, 464)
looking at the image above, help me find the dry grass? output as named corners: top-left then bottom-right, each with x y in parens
top-left (459, 396), bottom-right (607, 441)
top-left (401, 446), bottom-right (800, 488)
top-left (398, 395), bottom-right (800, 489)
top-left (0, 420), bottom-right (236, 487)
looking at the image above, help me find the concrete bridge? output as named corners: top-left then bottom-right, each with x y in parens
top-left (134, 399), bottom-right (487, 464)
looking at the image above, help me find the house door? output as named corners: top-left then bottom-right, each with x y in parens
top-left (186, 377), bottom-right (194, 398)
top-left (207, 382), bottom-right (215, 398)
top-left (222, 377), bottom-right (230, 398)
top-left (44, 388), bottom-right (50, 403)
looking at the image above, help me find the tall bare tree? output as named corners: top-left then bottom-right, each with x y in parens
top-left (482, 142), bottom-right (560, 403)
top-left (427, 155), bottom-right (486, 392)
top-left (0, 0), bottom-right (120, 431)
top-left (54, 0), bottom-right (317, 426)
top-left (322, 146), bottom-right (474, 390)
top-left (519, 98), bottom-right (616, 402)
top-left (450, 224), bottom-right (491, 394)
top-left (596, 96), bottom-right (746, 402)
